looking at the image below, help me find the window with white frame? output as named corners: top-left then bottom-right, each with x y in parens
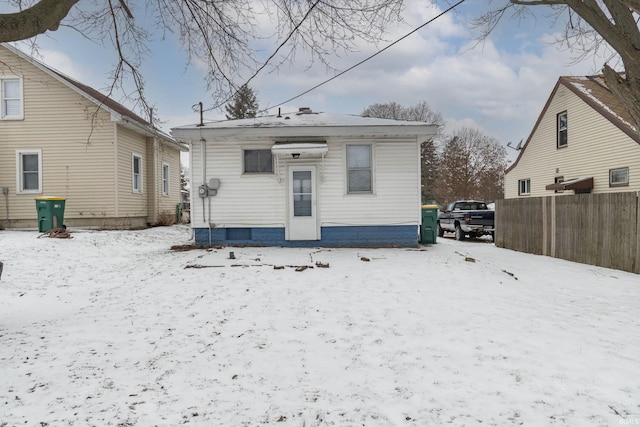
top-left (346, 144), bottom-right (372, 193)
top-left (1, 77), bottom-right (23, 119)
top-left (132, 154), bottom-right (143, 193)
top-left (518, 178), bottom-right (531, 196)
top-left (609, 167), bottom-right (629, 187)
top-left (243, 149), bottom-right (273, 173)
top-left (162, 163), bottom-right (170, 196)
top-left (557, 111), bottom-right (567, 148)
top-left (16, 149), bottom-right (42, 193)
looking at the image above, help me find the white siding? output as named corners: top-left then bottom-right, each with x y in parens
top-left (191, 140), bottom-right (285, 228)
top-left (505, 85), bottom-right (640, 198)
top-left (319, 140), bottom-right (420, 226)
top-left (190, 137), bottom-right (420, 228)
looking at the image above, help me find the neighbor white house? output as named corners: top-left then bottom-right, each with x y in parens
top-left (172, 108), bottom-right (437, 247)
top-left (0, 43), bottom-right (187, 229)
top-left (505, 75), bottom-right (640, 198)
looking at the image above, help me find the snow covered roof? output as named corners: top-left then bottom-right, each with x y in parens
top-left (175, 109), bottom-right (434, 129)
top-left (506, 74), bottom-right (639, 174)
top-left (171, 108), bottom-right (438, 141)
top-left (561, 75), bottom-right (637, 138)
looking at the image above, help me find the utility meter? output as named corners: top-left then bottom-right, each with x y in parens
top-left (208, 178), bottom-right (221, 190)
top-left (198, 184), bottom-right (209, 198)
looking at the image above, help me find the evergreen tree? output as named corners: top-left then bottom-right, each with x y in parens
top-left (225, 85), bottom-right (259, 120)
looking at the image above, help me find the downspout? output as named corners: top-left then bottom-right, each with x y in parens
top-left (201, 139), bottom-right (206, 224)
top-left (3, 187), bottom-right (9, 224)
top-left (114, 124), bottom-right (119, 217)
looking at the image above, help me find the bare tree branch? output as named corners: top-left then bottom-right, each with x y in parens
top-left (476, 0), bottom-right (640, 132)
top-left (0, 0), bottom-right (406, 121)
top-left (0, 0), bottom-right (79, 42)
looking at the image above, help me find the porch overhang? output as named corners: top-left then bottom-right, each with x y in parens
top-left (545, 177), bottom-right (594, 193)
top-left (271, 141), bottom-right (328, 158)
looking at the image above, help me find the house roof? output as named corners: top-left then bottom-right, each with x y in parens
top-left (172, 108), bottom-right (438, 140)
top-left (506, 74), bottom-right (639, 174)
top-left (0, 43), bottom-right (185, 151)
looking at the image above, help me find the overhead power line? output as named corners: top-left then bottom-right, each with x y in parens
top-left (264, 0), bottom-right (466, 112)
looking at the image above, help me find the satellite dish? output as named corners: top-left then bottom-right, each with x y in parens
top-left (507, 139), bottom-right (523, 151)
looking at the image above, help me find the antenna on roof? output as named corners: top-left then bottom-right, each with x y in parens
top-left (507, 139), bottom-right (523, 151)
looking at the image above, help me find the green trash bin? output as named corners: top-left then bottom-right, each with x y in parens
top-left (35, 197), bottom-right (66, 232)
top-left (420, 204), bottom-right (439, 244)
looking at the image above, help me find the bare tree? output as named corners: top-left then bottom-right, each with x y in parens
top-left (437, 127), bottom-right (507, 205)
top-left (474, 1), bottom-right (640, 132)
top-left (362, 101), bottom-right (446, 204)
top-left (0, 0), bottom-right (405, 122)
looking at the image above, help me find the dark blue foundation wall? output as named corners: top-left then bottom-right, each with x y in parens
top-left (194, 225), bottom-right (419, 247)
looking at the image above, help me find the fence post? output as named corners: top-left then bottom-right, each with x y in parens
top-left (635, 192), bottom-right (640, 274)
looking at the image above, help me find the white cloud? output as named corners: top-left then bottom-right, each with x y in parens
top-left (27, 0), bottom-right (616, 156)
top-left (39, 49), bottom-right (87, 81)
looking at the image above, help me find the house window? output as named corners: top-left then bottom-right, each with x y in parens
top-left (132, 154), bottom-right (143, 193)
top-left (610, 167), bottom-right (629, 187)
top-left (346, 144), bottom-right (372, 193)
top-left (243, 149), bottom-right (273, 173)
top-left (1, 77), bottom-right (23, 119)
top-left (557, 111), bottom-right (567, 148)
top-left (518, 178), bottom-right (531, 196)
top-left (16, 149), bottom-right (42, 193)
top-left (162, 163), bottom-right (170, 196)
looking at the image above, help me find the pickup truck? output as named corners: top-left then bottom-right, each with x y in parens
top-left (437, 200), bottom-right (495, 241)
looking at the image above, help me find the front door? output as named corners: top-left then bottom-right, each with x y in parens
top-left (288, 166), bottom-right (319, 241)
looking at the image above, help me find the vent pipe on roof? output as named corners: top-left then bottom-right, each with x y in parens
top-left (197, 102), bottom-right (204, 127)
top-left (277, 108), bottom-right (282, 118)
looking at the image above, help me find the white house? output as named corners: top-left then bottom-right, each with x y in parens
top-left (505, 75), bottom-right (640, 198)
top-left (172, 108), bottom-right (437, 247)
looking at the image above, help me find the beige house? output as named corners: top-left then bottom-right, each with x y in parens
top-left (0, 43), bottom-right (186, 229)
top-left (505, 75), bottom-right (640, 198)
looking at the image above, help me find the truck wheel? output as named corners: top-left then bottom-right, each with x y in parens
top-left (455, 224), bottom-right (465, 241)
top-left (437, 223), bottom-right (444, 237)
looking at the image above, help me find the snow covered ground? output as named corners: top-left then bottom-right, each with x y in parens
top-left (1, 225), bottom-right (639, 426)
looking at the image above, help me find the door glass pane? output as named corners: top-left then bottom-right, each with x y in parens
top-left (293, 170), bottom-right (312, 217)
top-left (294, 194), bottom-right (312, 216)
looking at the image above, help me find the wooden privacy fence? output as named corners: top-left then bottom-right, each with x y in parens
top-left (495, 192), bottom-right (640, 274)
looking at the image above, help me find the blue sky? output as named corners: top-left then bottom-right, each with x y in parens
top-left (7, 1), bottom-right (614, 163)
